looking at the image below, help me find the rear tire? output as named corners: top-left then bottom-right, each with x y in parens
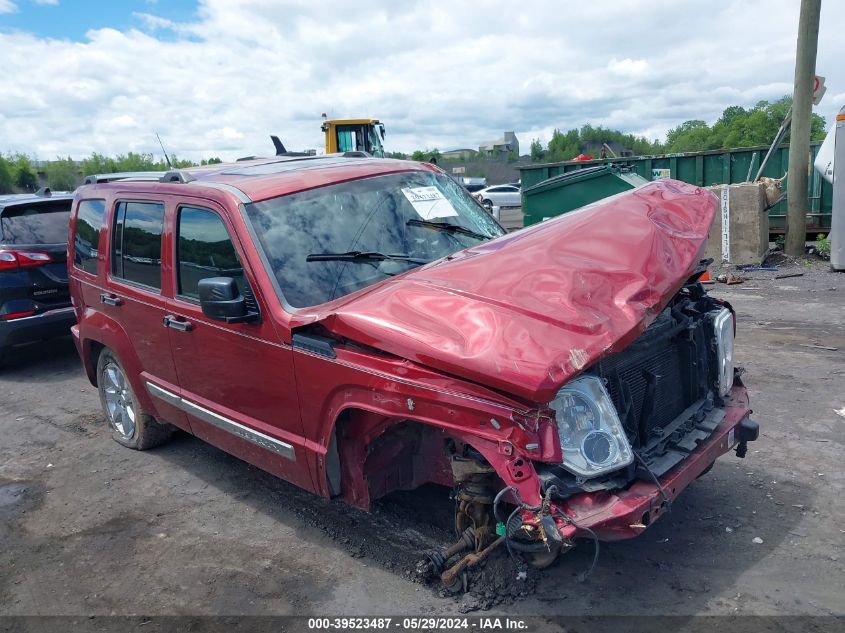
top-left (96, 348), bottom-right (172, 450)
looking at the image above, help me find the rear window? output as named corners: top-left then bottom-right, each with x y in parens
top-left (0, 200), bottom-right (71, 245)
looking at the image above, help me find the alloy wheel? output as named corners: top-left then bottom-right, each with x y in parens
top-left (102, 362), bottom-right (136, 440)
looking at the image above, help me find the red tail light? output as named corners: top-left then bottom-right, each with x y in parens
top-left (0, 310), bottom-right (37, 320)
top-left (0, 249), bottom-right (53, 271)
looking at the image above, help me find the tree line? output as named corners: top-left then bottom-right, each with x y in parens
top-left (533, 96), bottom-right (826, 161)
top-left (403, 96), bottom-right (827, 163)
top-left (0, 152), bottom-right (223, 194)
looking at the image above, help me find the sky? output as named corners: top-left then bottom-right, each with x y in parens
top-left (1, 0), bottom-right (844, 162)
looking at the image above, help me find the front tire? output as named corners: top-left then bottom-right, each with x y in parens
top-left (96, 348), bottom-right (172, 450)
top-left (482, 198), bottom-right (493, 211)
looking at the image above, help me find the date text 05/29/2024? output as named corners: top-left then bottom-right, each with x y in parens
top-left (307, 617), bottom-right (530, 630)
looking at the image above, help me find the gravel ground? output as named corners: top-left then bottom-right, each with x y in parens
top-left (0, 258), bottom-right (843, 619)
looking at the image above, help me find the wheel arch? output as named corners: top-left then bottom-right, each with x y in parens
top-left (320, 404), bottom-right (520, 512)
top-left (77, 312), bottom-right (157, 415)
top-left (302, 374), bottom-right (546, 511)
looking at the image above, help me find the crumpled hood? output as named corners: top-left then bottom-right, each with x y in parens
top-left (302, 179), bottom-right (717, 403)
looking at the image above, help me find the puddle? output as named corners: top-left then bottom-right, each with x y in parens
top-left (0, 482), bottom-right (29, 507)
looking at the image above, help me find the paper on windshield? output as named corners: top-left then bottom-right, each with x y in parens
top-left (402, 187), bottom-right (458, 220)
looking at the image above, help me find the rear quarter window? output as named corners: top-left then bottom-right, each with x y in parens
top-left (0, 200), bottom-right (71, 245)
top-left (73, 199), bottom-right (106, 275)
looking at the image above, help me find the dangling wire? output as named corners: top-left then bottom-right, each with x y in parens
top-left (554, 509), bottom-right (600, 582)
top-left (634, 451), bottom-right (672, 513)
top-left (493, 486), bottom-right (512, 524)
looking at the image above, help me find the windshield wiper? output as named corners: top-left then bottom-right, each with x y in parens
top-left (406, 219), bottom-right (490, 241)
top-left (306, 250), bottom-right (432, 264)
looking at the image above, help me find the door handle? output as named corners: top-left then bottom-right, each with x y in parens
top-left (100, 294), bottom-right (122, 306)
top-left (163, 315), bottom-right (193, 332)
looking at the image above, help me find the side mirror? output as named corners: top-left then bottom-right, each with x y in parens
top-left (198, 277), bottom-right (258, 324)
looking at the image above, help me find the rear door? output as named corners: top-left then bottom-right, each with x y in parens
top-left (0, 199), bottom-right (72, 319)
top-left (105, 197), bottom-right (189, 431)
top-left (163, 200), bottom-right (311, 490)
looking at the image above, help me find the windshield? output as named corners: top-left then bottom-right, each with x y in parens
top-left (244, 170), bottom-right (505, 309)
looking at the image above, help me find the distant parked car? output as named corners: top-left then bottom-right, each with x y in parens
top-left (459, 176), bottom-right (487, 193)
top-left (0, 189), bottom-right (75, 365)
top-left (474, 184), bottom-right (521, 210)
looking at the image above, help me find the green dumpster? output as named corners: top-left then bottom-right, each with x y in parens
top-left (517, 143), bottom-right (831, 235)
top-left (521, 165), bottom-right (648, 226)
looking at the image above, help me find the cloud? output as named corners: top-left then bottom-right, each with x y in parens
top-left (32, 0), bottom-right (58, 5)
top-left (1, 0), bottom-right (844, 161)
top-left (0, 0), bottom-right (17, 14)
top-left (132, 12), bottom-right (178, 32)
top-left (608, 58), bottom-right (649, 77)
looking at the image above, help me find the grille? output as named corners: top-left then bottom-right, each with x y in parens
top-left (603, 347), bottom-right (687, 437)
top-left (597, 306), bottom-right (711, 447)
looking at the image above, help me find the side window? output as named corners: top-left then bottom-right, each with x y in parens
top-left (177, 206), bottom-right (244, 300)
top-left (337, 129), bottom-right (355, 153)
top-left (112, 201), bottom-right (164, 290)
top-left (74, 199), bottom-right (105, 275)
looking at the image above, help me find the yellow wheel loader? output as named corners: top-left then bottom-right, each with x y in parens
top-left (322, 118), bottom-right (386, 157)
top-left (268, 118), bottom-right (386, 158)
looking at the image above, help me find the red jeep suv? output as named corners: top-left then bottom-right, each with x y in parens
top-left (68, 156), bottom-right (757, 582)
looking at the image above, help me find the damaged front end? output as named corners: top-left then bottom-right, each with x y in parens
top-left (280, 178), bottom-right (759, 585)
top-left (510, 286), bottom-right (759, 566)
top-left (417, 280), bottom-right (759, 587)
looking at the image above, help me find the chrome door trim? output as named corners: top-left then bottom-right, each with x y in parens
top-left (145, 381), bottom-right (296, 461)
top-left (146, 381), bottom-right (182, 407)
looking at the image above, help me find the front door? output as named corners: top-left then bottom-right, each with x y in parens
top-left (164, 201), bottom-right (312, 491)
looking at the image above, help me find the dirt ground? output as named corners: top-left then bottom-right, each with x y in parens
top-left (1, 258), bottom-right (843, 619)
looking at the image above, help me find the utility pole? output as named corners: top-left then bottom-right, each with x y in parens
top-left (785, 0), bottom-right (822, 257)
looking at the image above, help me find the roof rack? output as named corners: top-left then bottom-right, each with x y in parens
top-left (160, 170), bottom-right (196, 183)
top-left (83, 171), bottom-right (167, 184)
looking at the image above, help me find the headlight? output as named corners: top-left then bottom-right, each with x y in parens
top-left (549, 375), bottom-right (633, 478)
top-left (711, 307), bottom-right (735, 396)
